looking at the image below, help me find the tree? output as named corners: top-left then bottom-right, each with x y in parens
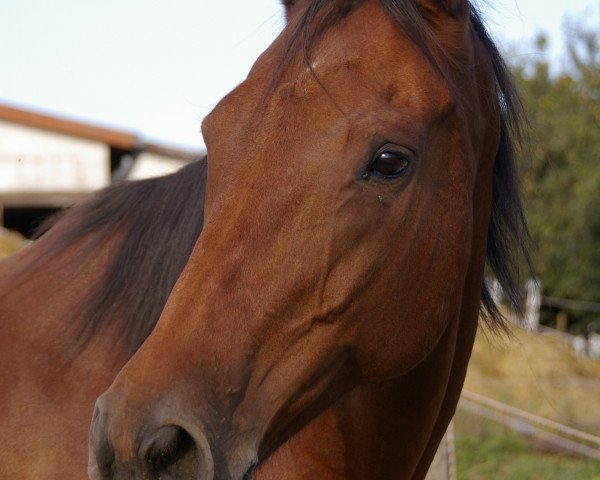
top-left (511, 24), bottom-right (600, 333)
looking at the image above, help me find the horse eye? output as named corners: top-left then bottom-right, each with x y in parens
top-left (370, 151), bottom-right (411, 178)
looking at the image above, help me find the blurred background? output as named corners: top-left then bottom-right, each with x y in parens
top-left (1, 1), bottom-right (599, 478)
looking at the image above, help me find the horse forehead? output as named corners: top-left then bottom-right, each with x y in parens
top-left (276, 5), bottom-right (432, 95)
top-left (203, 0), bottom-right (449, 153)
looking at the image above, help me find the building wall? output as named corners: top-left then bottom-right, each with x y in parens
top-left (0, 119), bottom-right (110, 197)
top-left (0, 111), bottom-right (199, 234)
top-left (127, 151), bottom-right (189, 180)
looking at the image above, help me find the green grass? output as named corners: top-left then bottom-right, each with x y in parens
top-left (454, 409), bottom-right (600, 480)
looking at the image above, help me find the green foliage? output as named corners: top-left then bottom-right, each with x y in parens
top-left (511, 24), bottom-right (600, 332)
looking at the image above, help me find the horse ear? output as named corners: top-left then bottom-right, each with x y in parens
top-left (416, 0), bottom-right (469, 21)
top-left (281, 0), bottom-right (297, 23)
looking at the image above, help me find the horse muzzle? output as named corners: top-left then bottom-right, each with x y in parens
top-left (88, 394), bottom-right (216, 480)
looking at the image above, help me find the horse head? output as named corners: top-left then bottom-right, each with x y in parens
top-left (89, 1), bottom-right (526, 478)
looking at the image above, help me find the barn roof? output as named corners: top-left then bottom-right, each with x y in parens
top-left (0, 102), bottom-right (138, 150)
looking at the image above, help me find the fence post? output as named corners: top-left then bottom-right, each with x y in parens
top-left (425, 423), bottom-right (456, 480)
top-left (589, 333), bottom-right (600, 359)
top-left (524, 278), bottom-right (541, 332)
top-left (489, 277), bottom-right (502, 306)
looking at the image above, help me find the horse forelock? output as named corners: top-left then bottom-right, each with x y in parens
top-left (276, 0), bottom-right (531, 330)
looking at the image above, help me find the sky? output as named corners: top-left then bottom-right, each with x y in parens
top-left (0, 0), bottom-right (598, 150)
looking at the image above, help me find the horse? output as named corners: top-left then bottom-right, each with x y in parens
top-left (0, 6), bottom-right (471, 479)
top-left (0, 159), bottom-right (207, 479)
top-left (0, 157), bottom-right (452, 480)
top-left (88, 1), bottom-right (530, 479)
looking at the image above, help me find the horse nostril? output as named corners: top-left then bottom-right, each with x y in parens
top-left (144, 425), bottom-right (194, 472)
top-left (88, 406), bottom-right (114, 480)
top-left (142, 425), bottom-right (214, 479)
top-left (88, 397), bottom-right (214, 480)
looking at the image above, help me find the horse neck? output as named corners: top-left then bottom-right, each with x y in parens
top-left (256, 308), bottom-right (477, 480)
top-left (0, 224), bottom-right (127, 371)
top-left (0, 227), bottom-right (128, 479)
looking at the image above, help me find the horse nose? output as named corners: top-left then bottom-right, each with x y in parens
top-left (88, 403), bottom-right (214, 480)
top-left (142, 425), bottom-right (211, 478)
top-left (88, 405), bottom-right (114, 480)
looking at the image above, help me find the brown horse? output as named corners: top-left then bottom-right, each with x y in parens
top-left (89, 1), bottom-right (530, 479)
top-left (0, 158), bottom-right (454, 480)
top-left (0, 157), bottom-right (453, 480)
top-left (0, 160), bottom-right (207, 479)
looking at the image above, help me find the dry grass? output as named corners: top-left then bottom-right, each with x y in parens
top-left (0, 227), bottom-right (26, 258)
top-left (465, 324), bottom-right (600, 435)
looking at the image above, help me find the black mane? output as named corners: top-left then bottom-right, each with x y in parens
top-left (279, 0), bottom-right (531, 329)
top-left (33, 159), bottom-right (207, 357)
top-left (469, 7), bottom-right (532, 327)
